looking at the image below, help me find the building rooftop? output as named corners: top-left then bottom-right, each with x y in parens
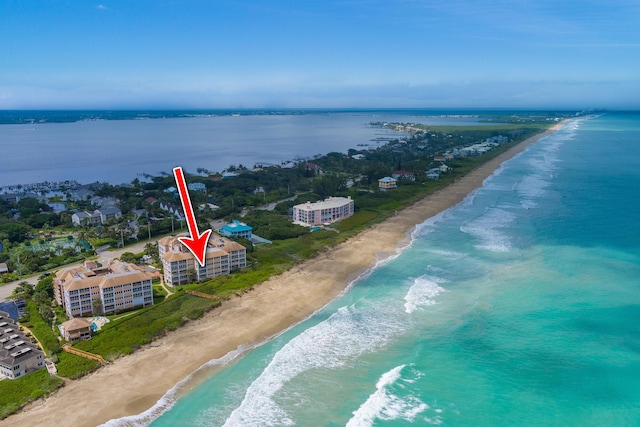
top-left (221, 220), bottom-right (252, 233)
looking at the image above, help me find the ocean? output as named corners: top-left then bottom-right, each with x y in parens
top-left (99, 112), bottom-right (640, 427)
top-left (0, 110), bottom-right (499, 188)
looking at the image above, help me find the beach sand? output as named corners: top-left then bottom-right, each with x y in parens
top-left (1, 124), bottom-right (563, 427)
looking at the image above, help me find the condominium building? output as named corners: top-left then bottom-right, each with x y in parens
top-left (292, 196), bottom-right (355, 227)
top-left (53, 260), bottom-right (154, 317)
top-left (158, 232), bottom-right (247, 287)
top-left (0, 310), bottom-right (45, 379)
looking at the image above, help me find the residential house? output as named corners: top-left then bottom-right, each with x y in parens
top-left (53, 260), bottom-right (154, 317)
top-left (392, 170), bottom-right (415, 181)
top-left (95, 206), bottom-right (122, 223)
top-left (0, 310), bottom-right (46, 379)
top-left (159, 202), bottom-right (185, 220)
top-left (187, 182), bottom-right (207, 192)
top-left (292, 196), bottom-right (355, 227)
top-left (378, 177), bottom-right (398, 191)
top-left (71, 211), bottom-right (101, 226)
top-left (439, 164), bottom-right (452, 173)
top-left (68, 188), bottom-right (95, 201)
top-left (61, 317), bottom-right (92, 342)
top-left (72, 207), bottom-right (121, 226)
top-left (89, 196), bottom-right (119, 208)
top-left (0, 263), bottom-right (8, 275)
top-left (158, 233), bottom-right (247, 287)
top-left (219, 220), bottom-right (253, 240)
top-left (426, 168), bottom-right (441, 180)
top-left (305, 162), bottom-right (322, 174)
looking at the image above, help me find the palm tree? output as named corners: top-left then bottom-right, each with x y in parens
top-left (11, 281), bottom-right (34, 299)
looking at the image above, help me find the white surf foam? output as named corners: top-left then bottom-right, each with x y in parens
top-left (98, 346), bottom-right (249, 427)
top-left (223, 303), bottom-right (406, 426)
top-left (346, 364), bottom-right (429, 427)
top-left (404, 275), bottom-right (447, 314)
top-left (460, 207), bottom-right (516, 252)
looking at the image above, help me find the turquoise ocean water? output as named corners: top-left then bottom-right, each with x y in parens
top-left (106, 113), bottom-right (640, 426)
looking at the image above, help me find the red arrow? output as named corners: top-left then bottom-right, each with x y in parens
top-left (172, 166), bottom-right (212, 267)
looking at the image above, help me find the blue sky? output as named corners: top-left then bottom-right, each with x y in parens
top-left (1, 0), bottom-right (639, 109)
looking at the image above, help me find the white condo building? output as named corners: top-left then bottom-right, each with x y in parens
top-left (292, 196), bottom-right (355, 227)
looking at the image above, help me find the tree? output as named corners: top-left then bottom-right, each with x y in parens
top-left (312, 174), bottom-right (346, 198)
top-left (38, 304), bottom-right (54, 323)
top-left (92, 298), bottom-right (103, 314)
top-left (0, 222), bottom-right (30, 243)
top-left (120, 252), bottom-right (138, 264)
top-left (12, 281), bottom-right (34, 299)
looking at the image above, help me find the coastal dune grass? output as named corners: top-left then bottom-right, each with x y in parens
top-left (0, 369), bottom-right (64, 420)
top-left (75, 294), bottom-right (221, 359)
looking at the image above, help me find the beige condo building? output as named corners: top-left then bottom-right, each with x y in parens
top-left (53, 260), bottom-right (154, 317)
top-left (158, 233), bottom-right (247, 287)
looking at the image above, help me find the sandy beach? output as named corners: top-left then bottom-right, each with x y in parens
top-left (1, 123), bottom-right (563, 427)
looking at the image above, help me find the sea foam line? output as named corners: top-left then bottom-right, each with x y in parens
top-left (97, 346), bottom-right (251, 427)
top-left (222, 303), bottom-right (407, 426)
top-left (346, 364), bottom-right (429, 427)
top-left (404, 275), bottom-right (447, 314)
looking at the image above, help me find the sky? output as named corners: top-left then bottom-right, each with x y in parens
top-left (1, 0), bottom-right (639, 110)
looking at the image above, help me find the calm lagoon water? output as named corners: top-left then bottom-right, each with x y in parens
top-left (0, 111), bottom-right (494, 187)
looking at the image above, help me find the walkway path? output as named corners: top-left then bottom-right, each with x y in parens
top-left (62, 344), bottom-right (107, 365)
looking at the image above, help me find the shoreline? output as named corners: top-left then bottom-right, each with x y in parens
top-left (0, 122), bottom-right (565, 427)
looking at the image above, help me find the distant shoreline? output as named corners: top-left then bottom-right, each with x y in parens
top-left (0, 108), bottom-right (580, 125)
top-left (0, 121), bottom-right (567, 427)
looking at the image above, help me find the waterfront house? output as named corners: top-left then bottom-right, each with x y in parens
top-left (378, 177), bottom-right (398, 191)
top-left (0, 310), bottom-right (46, 379)
top-left (292, 196), bottom-right (355, 227)
top-left (158, 233), bottom-right (247, 287)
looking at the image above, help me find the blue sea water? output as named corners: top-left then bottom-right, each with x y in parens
top-left (103, 113), bottom-right (640, 426)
